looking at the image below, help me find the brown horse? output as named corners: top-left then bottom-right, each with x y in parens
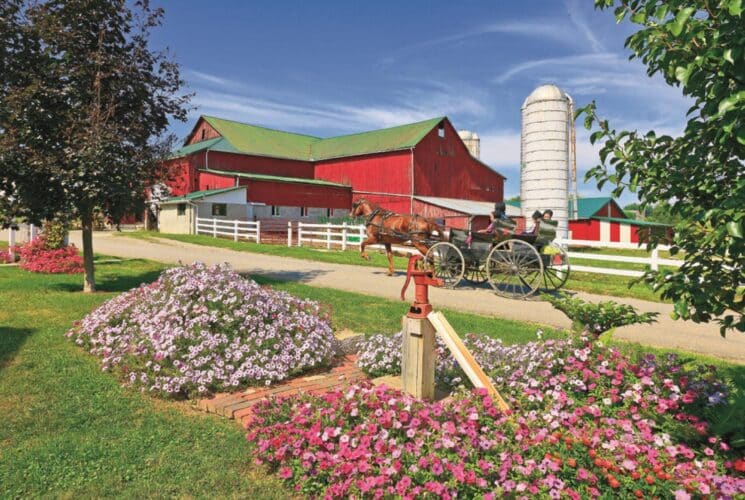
top-left (350, 198), bottom-right (444, 275)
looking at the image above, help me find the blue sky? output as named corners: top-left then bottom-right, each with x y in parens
top-left (151, 0), bottom-right (690, 204)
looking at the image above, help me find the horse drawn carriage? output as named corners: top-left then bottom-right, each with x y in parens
top-left (424, 217), bottom-right (570, 299)
top-left (351, 198), bottom-right (569, 299)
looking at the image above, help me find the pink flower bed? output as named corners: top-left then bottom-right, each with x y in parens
top-left (247, 337), bottom-right (745, 498)
top-left (18, 237), bottom-right (83, 274)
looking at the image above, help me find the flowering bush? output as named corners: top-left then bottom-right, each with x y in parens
top-left (17, 237), bottom-right (83, 274)
top-left (249, 335), bottom-right (745, 497)
top-left (67, 263), bottom-right (338, 398)
top-left (544, 292), bottom-right (659, 335)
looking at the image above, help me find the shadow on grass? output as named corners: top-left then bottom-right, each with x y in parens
top-left (49, 261), bottom-right (163, 294)
top-left (0, 327), bottom-right (33, 373)
top-left (243, 269), bottom-right (328, 284)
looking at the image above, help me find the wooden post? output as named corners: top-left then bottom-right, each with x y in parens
top-left (342, 222), bottom-right (348, 251)
top-left (234, 220), bottom-right (239, 241)
top-left (30, 223), bottom-right (38, 241)
top-left (287, 221), bottom-right (292, 247)
top-left (255, 221), bottom-right (261, 243)
top-left (401, 315), bottom-right (436, 401)
top-left (651, 247), bottom-right (659, 271)
top-left (326, 223), bottom-right (331, 250)
top-left (359, 225), bottom-right (365, 248)
top-left (212, 219), bottom-right (217, 238)
top-left (297, 222), bottom-right (303, 247)
top-left (8, 227), bottom-right (15, 261)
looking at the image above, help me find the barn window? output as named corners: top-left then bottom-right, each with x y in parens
top-left (438, 123), bottom-right (445, 138)
top-left (201, 129), bottom-right (206, 140)
top-left (177, 203), bottom-right (186, 216)
top-left (300, 206), bottom-right (308, 217)
top-left (271, 205), bottom-right (281, 216)
top-left (211, 203), bottom-right (227, 216)
top-left (326, 208), bottom-right (332, 218)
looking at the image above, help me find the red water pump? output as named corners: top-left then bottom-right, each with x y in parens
top-left (400, 254), bottom-right (443, 319)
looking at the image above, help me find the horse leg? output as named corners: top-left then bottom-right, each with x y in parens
top-left (385, 243), bottom-right (394, 276)
top-left (360, 237), bottom-right (374, 261)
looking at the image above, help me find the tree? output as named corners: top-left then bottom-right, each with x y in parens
top-left (577, 0), bottom-right (744, 333)
top-left (0, 0), bottom-right (189, 292)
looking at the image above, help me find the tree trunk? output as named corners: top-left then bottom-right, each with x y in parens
top-left (81, 211), bottom-right (96, 293)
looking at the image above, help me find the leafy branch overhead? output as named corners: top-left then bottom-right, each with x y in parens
top-left (576, 0), bottom-right (744, 334)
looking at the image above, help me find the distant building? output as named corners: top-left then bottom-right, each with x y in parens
top-left (506, 197), bottom-right (672, 243)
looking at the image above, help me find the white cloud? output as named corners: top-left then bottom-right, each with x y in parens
top-left (565, 0), bottom-right (605, 53)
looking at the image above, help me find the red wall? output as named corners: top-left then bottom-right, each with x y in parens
top-left (165, 157), bottom-right (198, 196)
top-left (412, 200), bottom-right (470, 229)
top-left (413, 120), bottom-right (504, 202)
top-left (569, 220), bottom-right (600, 240)
top-left (186, 119), bottom-right (221, 145)
top-left (195, 151), bottom-right (315, 179)
top-left (198, 171), bottom-right (236, 191)
top-left (610, 221), bottom-right (620, 242)
top-left (595, 201), bottom-right (626, 219)
top-left (241, 179), bottom-right (351, 208)
top-left (315, 150), bottom-right (411, 197)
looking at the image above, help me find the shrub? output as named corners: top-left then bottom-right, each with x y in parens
top-left (17, 237), bottom-right (83, 274)
top-left (259, 333), bottom-right (743, 497)
top-left (544, 292), bottom-right (658, 335)
top-left (67, 263), bottom-right (338, 398)
top-left (42, 219), bottom-right (68, 249)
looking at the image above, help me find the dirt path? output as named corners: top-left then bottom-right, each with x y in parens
top-left (73, 231), bottom-right (745, 364)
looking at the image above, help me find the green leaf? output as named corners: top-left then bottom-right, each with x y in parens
top-left (718, 91), bottom-right (745, 116)
top-left (674, 65), bottom-right (693, 85)
top-left (654, 4), bottom-right (669, 21)
top-left (723, 49), bottom-right (735, 65)
top-left (728, 0), bottom-right (742, 16)
top-left (727, 221), bottom-right (743, 238)
top-left (736, 127), bottom-right (745, 146)
top-left (669, 7), bottom-right (695, 36)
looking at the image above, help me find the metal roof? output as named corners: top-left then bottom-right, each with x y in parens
top-left (593, 216), bottom-right (671, 228)
top-left (176, 115), bottom-right (445, 162)
top-left (414, 196), bottom-right (498, 216)
top-left (200, 168), bottom-right (351, 188)
top-left (160, 186), bottom-right (245, 204)
top-left (504, 197), bottom-right (617, 219)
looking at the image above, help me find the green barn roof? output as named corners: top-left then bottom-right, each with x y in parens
top-left (160, 186), bottom-right (244, 204)
top-left (176, 115), bottom-right (445, 162)
top-left (504, 197), bottom-right (620, 219)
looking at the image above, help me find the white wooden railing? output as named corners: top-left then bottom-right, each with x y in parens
top-left (195, 217), bottom-right (260, 243)
top-left (294, 222), bottom-right (418, 254)
top-left (556, 238), bottom-right (681, 278)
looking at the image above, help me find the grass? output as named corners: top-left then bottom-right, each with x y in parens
top-left (119, 231), bottom-right (668, 302)
top-left (2, 259), bottom-right (742, 496)
top-left (0, 260), bottom-right (289, 498)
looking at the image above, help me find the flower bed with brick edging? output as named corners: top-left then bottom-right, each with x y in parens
top-left (67, 263), bottom-right (338, 398)
top-left (247, 336), bottom-right (745, 498)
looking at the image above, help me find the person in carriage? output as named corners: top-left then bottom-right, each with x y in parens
top-left (522, 210), bottom-right (544, 235)
top-left (466, 202), bottom-right (512, 245)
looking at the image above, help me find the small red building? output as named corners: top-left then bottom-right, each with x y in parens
top-left (162, 115), bottom-right (505, 224)
top-left (506, 197), bottom-right (672, 243)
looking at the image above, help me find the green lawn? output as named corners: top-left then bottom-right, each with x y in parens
top-left (0, 260), bottom-right (289, 498)
top-left (1, 258), bottom-right (742, 496)
top-left (118, 231), bottom-right (667, 302)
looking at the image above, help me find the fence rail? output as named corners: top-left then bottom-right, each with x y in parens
top-left (188, 219), bottom-right (683, 278)
top-left (195, 217), bottom-right (260, 243)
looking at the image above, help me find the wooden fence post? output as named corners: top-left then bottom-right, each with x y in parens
top-left (341, 222), bottom-right (347, 251)
top-left (287, 221), bottom-right (292, 247)
top-left (212, 219), bottom-right (217, 238)
top-left (234, 220), bottom-right (239, 242)
top-left (30, 223), bottom-right (38, 241)
top-left (651, 247), bottom-right (659, 271)
top-left (359, 225), bottom-right (365, 247)
top-left (401, 315), bottom-right (436, 401)
top-left (297, 222), bottom-right (303, 247)
top-left (8, 227), bottom-right (15, 260)
top-left (255, 221), bottom-right (261, 243)
top-left (326, 223), bottom-right (331, 250)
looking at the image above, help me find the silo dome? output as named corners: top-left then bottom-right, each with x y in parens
top-left (520, 84), bottom-right (571, 237)
top-left (458, 130), bottom-right (481, 159)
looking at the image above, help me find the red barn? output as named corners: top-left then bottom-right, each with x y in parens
top-left (162, 115), bottom-right (505, 225)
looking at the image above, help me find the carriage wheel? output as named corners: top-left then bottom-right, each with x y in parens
top-left (486, 239), bottom-right (544, 299)
top-left (425, 242), bottom-right (465, 289)
top-left (542, 242), bottom-right (570, 291)
top-left (464, 264), bottom-right (488, 284)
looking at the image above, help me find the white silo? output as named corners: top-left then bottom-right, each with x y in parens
top-left (520, 84), bottom-right (574, 237)
top-left (458, 130), bottom-right (481, 159)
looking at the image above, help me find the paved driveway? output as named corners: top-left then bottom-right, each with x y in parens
top-left (71, 231), bottom-right (745, 364)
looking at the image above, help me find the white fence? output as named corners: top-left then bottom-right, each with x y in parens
top-left (556, 238), bottom-right (681, 278)
top-left (196, 217), bottom-right (260, 243)
top-left (191, 219), bottom-right (682, 278)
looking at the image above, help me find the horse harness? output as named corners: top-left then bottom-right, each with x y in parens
top-left (364, 207), bottom-right (431, 241)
